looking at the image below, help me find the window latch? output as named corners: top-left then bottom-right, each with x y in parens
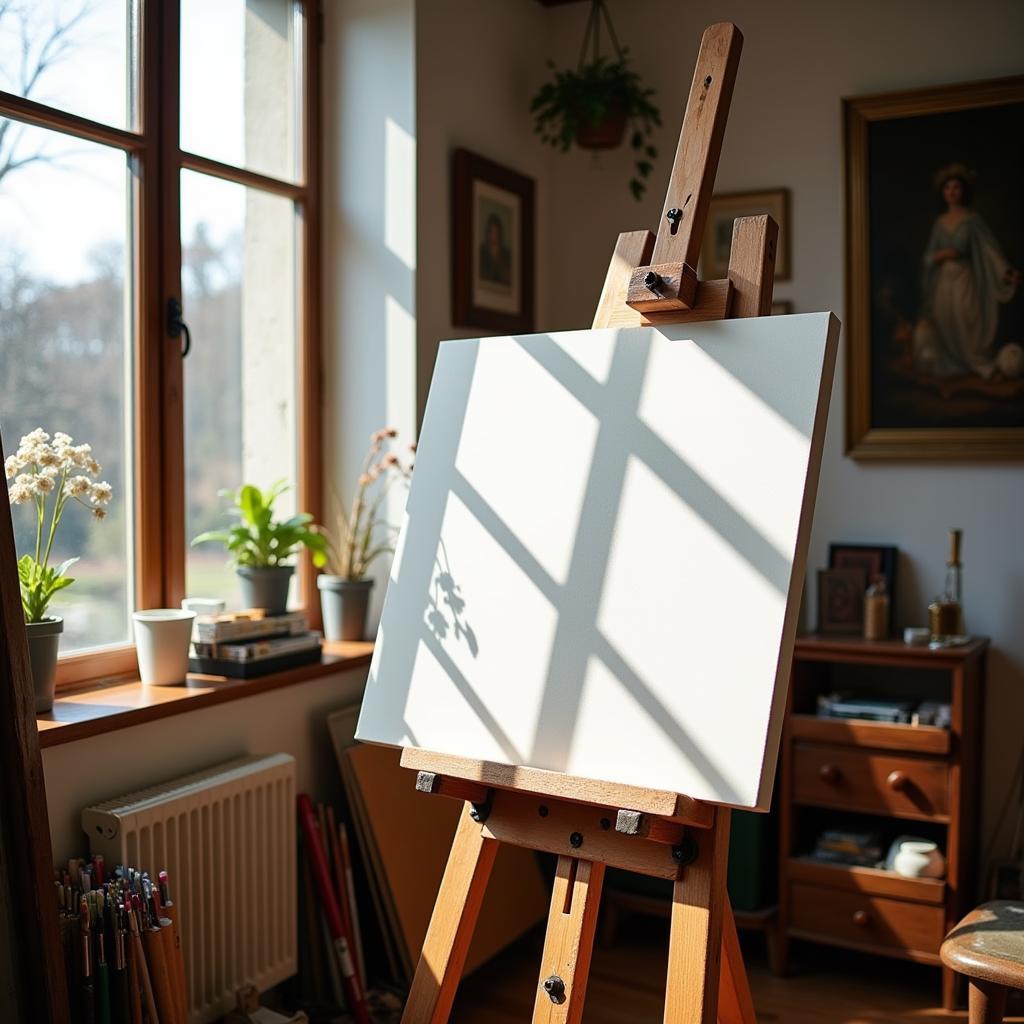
top-left (167, 297), bottom-right (192, 358)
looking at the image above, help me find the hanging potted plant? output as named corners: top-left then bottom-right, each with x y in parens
top-left (5, 429), bottom-right (113, 712)
top-left (318, 428), bottom-right (414, 642)
top-left (530, 0), bottom-right (661, 199)
top-left (191, 481), bottom-right (327, 615)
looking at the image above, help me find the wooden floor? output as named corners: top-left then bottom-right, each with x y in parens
top-left (450, 916), bottom-right (1024, 1023)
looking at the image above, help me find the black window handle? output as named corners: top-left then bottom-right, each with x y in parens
top-left (167, 297), bottom-right (192, 358)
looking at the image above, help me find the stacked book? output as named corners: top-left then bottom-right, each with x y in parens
top-left (189, 610), bottom-right (322, 678)
top-left (805, 829), bottom-right (884, 868)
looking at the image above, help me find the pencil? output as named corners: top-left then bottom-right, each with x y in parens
top-left (127, 894), bottom-right (159, 1024)
top-left (158, 870), bottom-right (188, 1024)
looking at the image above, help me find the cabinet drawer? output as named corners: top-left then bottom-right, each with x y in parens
top-left (789, 882), bottom-right (945, 959)
top-left (792, 742), bottom-right (949, 820)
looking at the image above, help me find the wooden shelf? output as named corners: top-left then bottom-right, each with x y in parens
top-left (786, 858), bottom-right (945, 906)
top-left (787, 714), bottom-right (950, 755)
top-left (36, 640), bottom-right (374, 748)
top-left (795, 634), bottom-right (988, 668)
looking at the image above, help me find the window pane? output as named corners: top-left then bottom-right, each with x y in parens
top-left (180, 0), bottom-right (299, 182)
top-left (182, 171), bottom-right (298, 609)
top-left (0, 120), bottom-right (133, 652)
top-left (0, 1), bottom-right (133, 129)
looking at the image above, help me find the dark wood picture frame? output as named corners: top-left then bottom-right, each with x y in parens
top-left (451, 148), bottom-right (535, 334)
top-left (844, 75), bottom-right (1024, 460)
top-left (829, 542), bottom-right (898, 633)
top-left (817, 567), bottom-right (866, 635)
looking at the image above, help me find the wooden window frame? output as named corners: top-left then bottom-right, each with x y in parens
top-left (0, 0), bottom-right (323, 690)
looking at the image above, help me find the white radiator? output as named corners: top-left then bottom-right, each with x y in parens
top-left (82, 753), bottom-right (297, 1024)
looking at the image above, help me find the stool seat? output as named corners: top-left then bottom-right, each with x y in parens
top-left (941, 901), bottom-right (1024, 991)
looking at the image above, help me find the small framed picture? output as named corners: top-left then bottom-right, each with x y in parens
top-left (817, 568), bottom-right (866, 634)
top-left (451, 148), bottom-right (535, 334)
top-left (701, 188), bottom-right (791, 281)
top-left (829, 543), bottom-right (899, 632)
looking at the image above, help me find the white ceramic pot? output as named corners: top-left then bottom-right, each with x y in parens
top-left (886, 836), bottom-right (945, 879)
top-left (133, 609), bottom-right (196, 685)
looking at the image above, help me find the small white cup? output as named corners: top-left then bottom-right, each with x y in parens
top-left (181, 597), bottom-right (226, 617)
top-left (885, 836), bottom-right (945, 879)
top-left (133, 609), bottom-right (196, 685)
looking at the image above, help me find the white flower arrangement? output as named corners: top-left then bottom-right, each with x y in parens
top-left (5, 428), bottom-right (113, 623)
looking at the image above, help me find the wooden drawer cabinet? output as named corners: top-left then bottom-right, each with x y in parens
top-left (779, 636), bottom-right (987, 1010)
top-left (789, 882), bottom-right (945, 962)
top-left (792, 742), bottom-right (950, 822)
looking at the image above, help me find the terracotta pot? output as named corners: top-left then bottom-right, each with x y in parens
top-left (26, 616), bottom-right (62, 713)
top-left (318, 576), bottom-right (374, 641)
top-left (575, 106), bottom-right (627, 149)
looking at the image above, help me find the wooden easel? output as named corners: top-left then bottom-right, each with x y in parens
top-left (403, 22), bottom-right (776, 1024)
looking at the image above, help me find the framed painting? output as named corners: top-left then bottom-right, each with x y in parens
top-left (844, 76), bottom-right (1024, 459)
top-left (451, 148), bottom-right (535, 334)
top-left (701, 189), bottom-right (790, 281)
top-left (817, 568), bottom-right (866, 635)
top-left (829, 543), bottom-right (898, 633)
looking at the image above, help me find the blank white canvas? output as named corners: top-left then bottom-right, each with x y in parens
top-left (356, 313), bottom-right (840, 810)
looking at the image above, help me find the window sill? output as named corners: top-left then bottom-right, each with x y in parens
top-left (36, 640), bottom-right (374, 748)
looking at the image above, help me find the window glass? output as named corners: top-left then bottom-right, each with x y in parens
top-left (180, 0), bottom-right (299, 182)
top-left (0, 1), bottom-right (133, 129)
top-left (0, 120), bottom-right (133, 651)
top-left (181, 169), bottom-right (297, 609)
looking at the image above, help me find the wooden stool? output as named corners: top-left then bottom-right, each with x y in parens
top-left (940, 901), bottom-right (1024, 1022)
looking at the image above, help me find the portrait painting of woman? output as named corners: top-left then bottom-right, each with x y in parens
top-left (845, 78), bottom-right (1024, 458)
top-left (914, 164), bottom-right (1021, 379)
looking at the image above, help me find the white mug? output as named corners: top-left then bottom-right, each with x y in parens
top-left (133, 609), bottom-right (196, 686)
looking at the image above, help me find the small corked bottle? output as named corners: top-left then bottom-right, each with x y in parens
top-left (864, 575), bottom-right (890, 641)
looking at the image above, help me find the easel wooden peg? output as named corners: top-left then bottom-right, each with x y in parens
top-left (400, 21), bottom-right (776, 1024)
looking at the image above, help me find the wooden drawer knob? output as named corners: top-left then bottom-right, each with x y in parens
top-left (852, 909), bottom-right (871, 927)
top-left (819, 764), bottom-right (841, 784)
top-left (886, 770), bottom-right (910, 792)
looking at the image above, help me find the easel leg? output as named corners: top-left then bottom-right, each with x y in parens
top-left (532, 856), bottom-right (606, 1024)
top-left (718, 900), bottom-right (756, 1024)
top-left (401, 805), bottom-right (498, 1024)
top-left (664, 810), bottom-right (732, 1024)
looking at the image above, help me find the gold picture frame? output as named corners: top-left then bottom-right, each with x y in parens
top-left (701, 189), bottom-right (790, 281)
top-left (844, 76), bottom-right (1024, 460)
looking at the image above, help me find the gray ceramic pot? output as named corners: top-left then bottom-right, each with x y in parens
top-left (26, 616), bottom-right (63, 713)
top-left (236, 565), bottom-right (294, 615)
top-left (318, 575), bottom-right (374, 641)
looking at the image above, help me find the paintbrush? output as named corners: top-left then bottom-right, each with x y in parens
top-left (80, 896), bottom-right (96, 1024)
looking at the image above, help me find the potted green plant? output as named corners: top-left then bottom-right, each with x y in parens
top-left (318, 428), bottom-right (413, 641)
top-left (191, 481), bottom-right (327, 615)
top-left (5, 429), bottom-right (113, 711)
top-left (530, 2), bottom-right (660, 199)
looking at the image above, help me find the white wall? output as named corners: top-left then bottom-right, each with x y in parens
top-left (415, 0), bottom-right (553, 424)
top-left (413, 0), bottom-right (1024, 865)
top-left (323, 0), bottom-right (417, 631)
